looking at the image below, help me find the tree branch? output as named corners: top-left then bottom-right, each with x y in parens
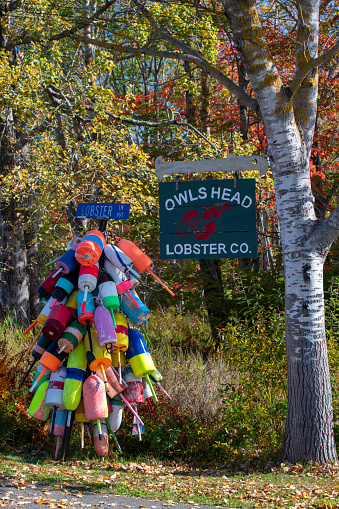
top-left (132, 0), bottom-right (203, 59)
top-left (307, 205), bottom-right (339, 256)
top-left (104, 109), bottom-right (220, 151)
top-left (5, 0), bottom-right (118, 50)
top-left (70, 33), bottom-right (259, 112)
top-left (289, 40), bottom-right (339, 96)
top-left (292, 1), bottom-right (319, 161)
top-left (130, 0), bottom-right (258, 111)
top-left (8, 0), bottom-right (21, 12)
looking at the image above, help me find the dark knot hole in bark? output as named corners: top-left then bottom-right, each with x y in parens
top-left (302, 263), bottom-right (311, 282)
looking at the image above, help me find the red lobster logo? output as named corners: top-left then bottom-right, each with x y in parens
top-left (176, 202), bottom-right (231, 240)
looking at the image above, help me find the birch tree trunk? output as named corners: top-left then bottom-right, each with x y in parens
top-left (223, 0), bottom-right (337, 462)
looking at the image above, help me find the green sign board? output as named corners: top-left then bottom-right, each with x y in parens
top-left (159, 179), bottom-right (257, 259)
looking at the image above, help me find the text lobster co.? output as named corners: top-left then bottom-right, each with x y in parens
top-left (164, 186), bottom-right (253, 211)
top-left (165, 242), bottom-right (251, 256)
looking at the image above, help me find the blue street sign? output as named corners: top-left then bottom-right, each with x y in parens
top-left (76, 203), bottom-right (130, 220)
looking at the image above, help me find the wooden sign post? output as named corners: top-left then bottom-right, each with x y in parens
top-left (155, 154), bottom-right (267, 260)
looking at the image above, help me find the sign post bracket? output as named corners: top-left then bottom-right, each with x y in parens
top-left (154, 154), bottom-right (269, 180)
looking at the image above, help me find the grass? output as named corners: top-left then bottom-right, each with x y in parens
top-left (1, 293), bottom-right (339, 507)
top-left (1, 450), bottom-right (339, 508)
top-left (1, 303), bottom-right (339, 472)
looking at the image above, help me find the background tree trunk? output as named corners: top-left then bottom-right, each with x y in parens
top-left (183, 63), bottom-right (227, 347)
top-left (0, 7), bottom-right (40, 324)
top-left (0, 110), bottom-right (40, 324)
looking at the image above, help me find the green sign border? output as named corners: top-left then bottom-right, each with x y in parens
top-left (159, 179), bottom-right (257, 260)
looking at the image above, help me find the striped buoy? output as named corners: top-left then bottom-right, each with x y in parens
top-left (63, 341), bottom-right (87, 411)
top-left (45, 366), bottom-right (67, 410)
top-left (75, 230), bottom-right (105, 266)
top-left (58, 321), bottom-right (86, 354)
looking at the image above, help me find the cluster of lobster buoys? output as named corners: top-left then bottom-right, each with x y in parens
top-left (22, 230), bottom-right (173, 461)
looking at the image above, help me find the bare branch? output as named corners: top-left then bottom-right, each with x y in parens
top-left (105, 109), bottom-right (220, 151)
top-left (275, 0), bottom-right (297, 23)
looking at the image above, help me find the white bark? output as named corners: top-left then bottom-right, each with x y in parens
top-left (224, 0), bottom-right (337, 463)
top-left (294, 1), bottom-right (319, 160)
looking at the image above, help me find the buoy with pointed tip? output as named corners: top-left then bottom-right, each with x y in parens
top-left (117, 238), bottom-right (174, 296)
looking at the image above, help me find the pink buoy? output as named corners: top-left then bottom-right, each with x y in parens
top-left (122, 365), bottom-right (144, 405)
top-left (94, 306), bottom-right (117, 346)
top-left (83, 374), bottom-right (108, 439)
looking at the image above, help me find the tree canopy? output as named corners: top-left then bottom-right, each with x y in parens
top-left (2, 0), bottom-right (339, 464)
